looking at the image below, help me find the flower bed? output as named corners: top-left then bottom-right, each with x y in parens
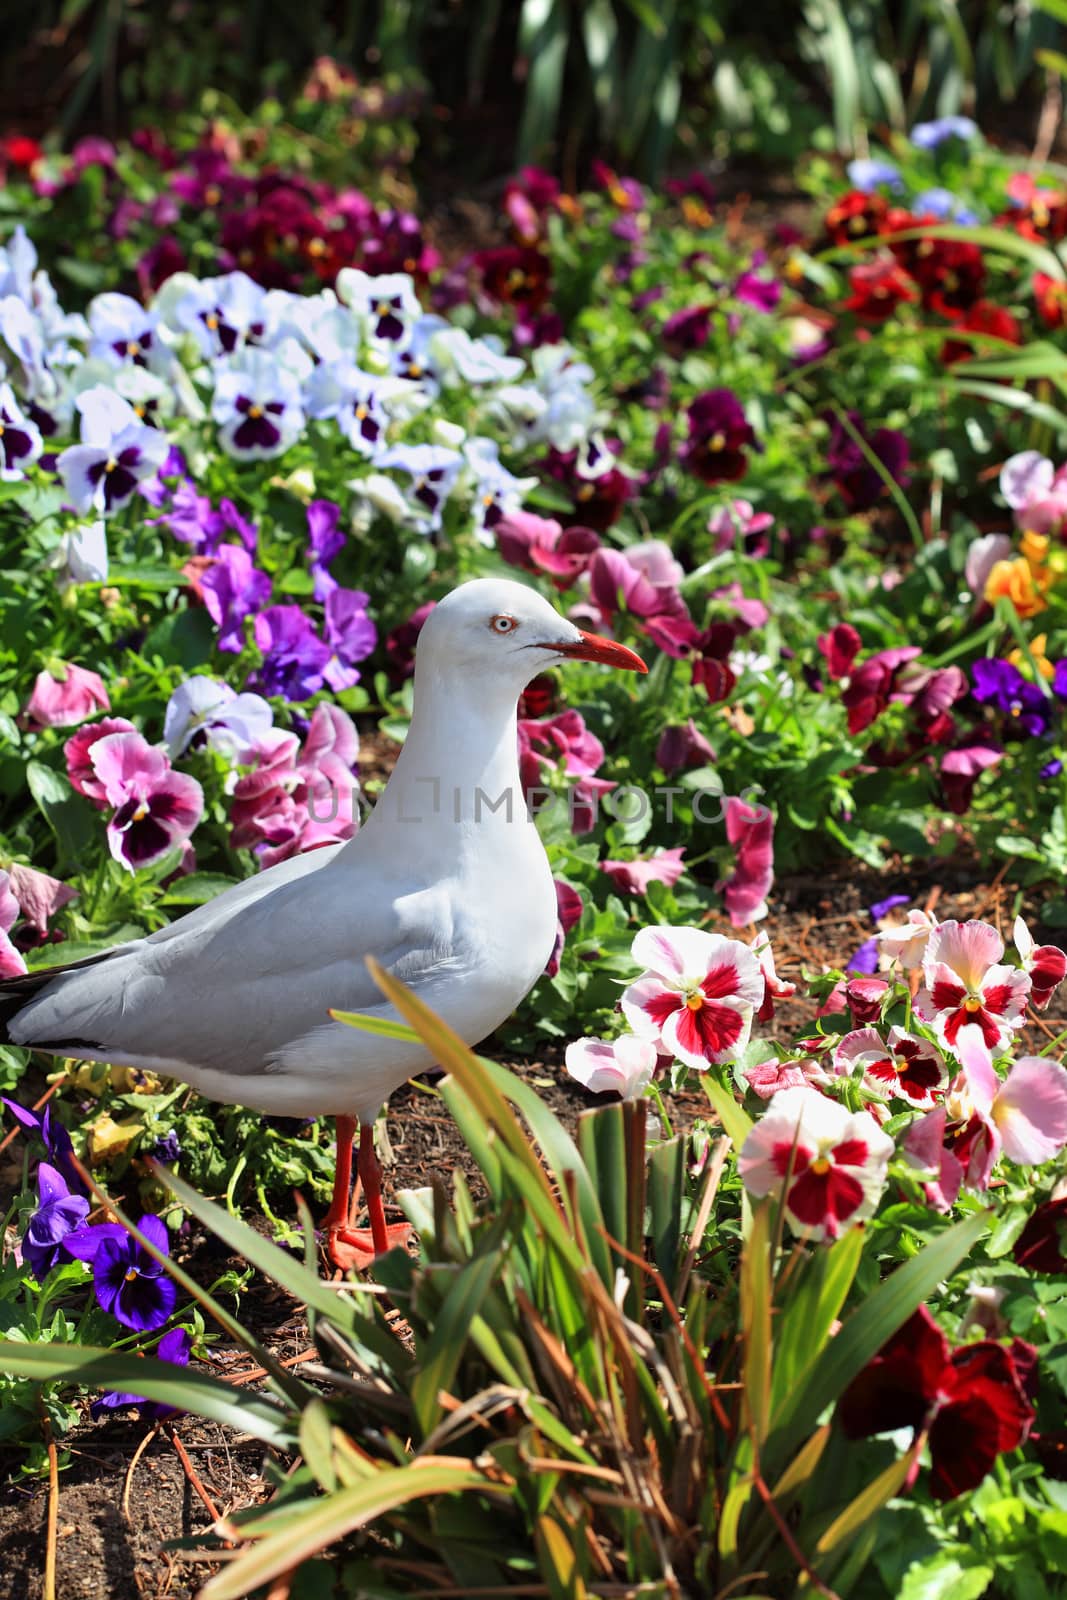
top-left (3, 86), bottom-right (1067, 1599)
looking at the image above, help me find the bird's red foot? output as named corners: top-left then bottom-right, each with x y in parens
top-left (327, 1222), bottom-right (413, 1273)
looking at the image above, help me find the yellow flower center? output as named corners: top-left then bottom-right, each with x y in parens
top-left (893, 1055), bottom-right (909, 1073)
top-left (963, 995), bottom-right (982, 1013)
top-left (205, 314), bottom-right (219, 331)
top-left (811, 1155), bottom-right (832, 1175)
top-left (248, 404), bottom-right (263, 419)
top-left (132, 802), bottom-right (148, 822)
top-left (685, 991), bottom-right (704, 1011)
top-left (709, 432), bottom-right (726, 452)
top-left (104, 458), bottom-right (117, 474)
top-left (355, 404), bottom-right (368, 420)
top-left (204, 184), bottom-right (221, 207)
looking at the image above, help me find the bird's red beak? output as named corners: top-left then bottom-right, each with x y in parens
top-left (551, 630), bottom-right (648, 673)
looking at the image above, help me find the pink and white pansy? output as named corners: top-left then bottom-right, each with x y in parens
top-left (907, 1032), bottom-right (1067, 1200)
top-left (564, 1034), bottom-right (658, 1099)
top-left (876, 907), bottom-right (939, 969)
top-left (621, 925), bottom-right (763, 1069)
top-left (835, 1025), bottom-right (947, 1108)
top-left (1013, 916), bottom-right (1067, 1012)
top-left (914, 919), bottom-right (1030, 1052)
top-left (738, 1086), bottom-right (894, 1241)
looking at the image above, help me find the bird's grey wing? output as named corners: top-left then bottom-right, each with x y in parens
top-left (8, 849), bottom-right (456, 1076)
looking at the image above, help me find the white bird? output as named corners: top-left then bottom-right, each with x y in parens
top-left (1, 578), bottom-right (646, 1268)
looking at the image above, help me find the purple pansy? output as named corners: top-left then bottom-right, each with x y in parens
top-left (971, 659), bottom-right (1051, 737)
top-left (825, 412), bottom-right (910, 511)
top-left (323, 588), bottom-right (378, 691)
top-left (163, 677), bottom-right (273, 759)
top-left (23, 1162), bottom-right (90, 1278)
top-left (305, 499), bottom-right (345, 599)
top-left (848, 938), bottom-right (881, 975)
top-left (200, 545), bottom-right (272, 653)
top-left (680, 389), bottom-right (758, 484)
top-left (66, 1215), bottom-right (178, 1331)
top-left (91, 1326), bottom-right (192, 1419)
top-left (2, 1098), bottom-right (84, 1195)
top-left (251, 605), bottom-right (333, 701)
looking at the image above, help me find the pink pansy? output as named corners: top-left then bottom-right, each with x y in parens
top-left (229, 704), bottom-right (359, 868)
top-left (88, 731), bottom-right (204, 872)
top-left (0, 870), bottom-right (27, 977)
top-left (965, 533), bottom-right (1012, 598)
top-left (744, 1058), bottom-right (822, 1100)
top-left (711, 582), bottom-right (770, 631)
top-left (23, 663), bottom-right (110, 730)
top-left (738, 1086), bottom-right (894, 1241)
top-left (912, 1033), bottom-right (1067, 1196)
top-left (621, 925), bottom-right (763, 1069)
top-left (601, 848), bottom-right (686, 896)
top-left (903, 1108), bottom-right (964, 1212)
top-left (720, 796), bottom-right (774, 926)
top-left (835, 1025), bottom-right (947, 1108)
top-left (519, 710), bottom-right (605, 779)
top-left (940, 742), bottom-right (1003, 815)
top-left (753, 937), bottom-right (795, 1022)
top-left (545, 878), bottom-right (583, 977)
top-left (1013, 915), bottom-right (1067, 1011)
top-left (64, 717), bottom-right (137, 806)
top-left (565, 1034), bottom-right (658, 1099)
top-left (587, 546), bottom-right (690, 646)
top-left (915, 919), bottom-right (1030, 1052)
top-left (707, 499), bottom-right (774, 556)
top-left (6, 863), bottom-right (77, 938)
top-left (495, 511), bottom-right (600, 585)
top-left (876, 907), bottom-right (939, 968)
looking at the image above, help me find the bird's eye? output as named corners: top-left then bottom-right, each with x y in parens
top-left (490, 614), bottom-right (518, 634)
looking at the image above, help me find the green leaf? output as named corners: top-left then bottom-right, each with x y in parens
top-left (330, 1008), bottom-right (421, 1044)
top-left (898, 1552), bottom-right (996, 1600)
top-left (25, 760), bottom-right (94, 866)
top-left (199, 1462), bottom-right (491, 1600)
top-left (0, 1340), bottom-right (295, 1447)
top-left (701, 1072), bottom-right (753, 1149)
top-left (159, 872), bottom-right (241, 907)
top-left (410, 1250), bottom-right (502, 1435)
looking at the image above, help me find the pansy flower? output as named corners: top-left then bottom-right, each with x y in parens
top-left (336, 268), bottom-right (421, 344)
top-left (304, 361), bottom-right (391, 458)
top-left (601, 848), bottom-right (686, 896)
top-left (0, 871), bottom-right (26, 975)
top-left (838, 1304), bottom-right (1032, 1500)
top-left (843, 256), bottom-right (917, 322)
top-left (1013, 916), bottom-right (1067, 1011)
top-left (92, 1326), bottom-right (192, 1420)
top-left (24, 1162), bottom-right (90, 1279)
top-left (680, 388), bottom-right (758, 484)
top-left (621, 925), bottom-right (763, 1068)
top-left (172, 271), bottom-right (267, 357)
top-left (0, 380), bottom-right (42, 480)
top-left (199, 545), bottom-right (272, 654)
top-left (163, 677), bottom-right (273, 760)
top-left (323, 587), bottom-right (377, 692)
top-left (720, 796), bottom-right (774, 927)
top-left (57, 386), bottom-right (169, 515)
top-left (915, 919), bottom-right (1030, 1052)
top-left (251, 605), bottom-right (333, 702)
top-left (835, 1025), bottom-right (946, 1108)
top-left (738, 1085), bottom-right (894, 1241)
top-left (87, 730), bottom-right (204, 873)
top-left (875, 907), bottom-right (939, 969)
top-left (376, 443), bottom-right (463, 532)
top-left (971, 659), bottom-right (1051, 737)
top-left (65, 1215), bottom-right (178, 1331)
top-left (565, 1034), bottom-right (657, 1099)
top-left (940, 741), bottom-right (1004, 815)
top-left (464, 438), bottom-right (537, 544)
top-left (23, 662), bottom-right (110, 730)
top-left (212, 349), bottom-right (305, 460)
top-left (824, 411), bottom-right (910, 511)
top-left (87, 292), bottom-right (162, 370)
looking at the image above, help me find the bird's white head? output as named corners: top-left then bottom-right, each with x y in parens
top-left (414, 577), bottom-right (648, 689)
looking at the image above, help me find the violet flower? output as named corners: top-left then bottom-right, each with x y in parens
top-left (251, 605), bottom-right (333, 701)
top-left (323, 587), bottom-right (378, 691)
top-left (24, 1162), bottom-right (90, 1279)
top-left (65, 1215), bottom-right (178, 1331)
top-left (163, 677), bottom-right (273, 759)
top-left (971, 660), bottom-right (1050, 737)
top-left (825, 412), bottom-right (910, 511)
top-left (200, 546), bottom-right (272, 653)
top-left (680, 389), bottom-right (758, 484)
top-left (2, 1098), bottom-right (84, 1195)
top-left (91, 1326), bottom-right (191, 1419)
top-left (305, 499), bottom-right (345, 599)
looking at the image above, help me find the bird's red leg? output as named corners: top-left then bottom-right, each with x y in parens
top-left (321, 1115), bottom-right (356, 1232)
top-left (325, 1119), bottom-right (412, 1272)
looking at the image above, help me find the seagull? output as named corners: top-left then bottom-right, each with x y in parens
top-left (0, 578), bottom-right (646, 1268)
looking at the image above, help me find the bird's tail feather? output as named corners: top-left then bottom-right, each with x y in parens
top-left (0, 948), bottom-right (122, 1049)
